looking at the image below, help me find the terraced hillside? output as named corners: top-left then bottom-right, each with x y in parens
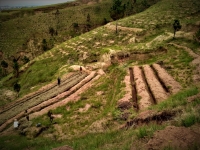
top-left (118, 63), bottom-right (182, 112)
top-left (0, 0), bottom-right (200, 149)
top-left (0, 70), bottom-right (101, 132)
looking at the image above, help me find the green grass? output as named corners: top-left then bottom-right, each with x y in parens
top-left (149, 87), bottom-right (199, 111)
top-left (181, 113), bottom-right (200, 127)
top-left (136, 123), bottom-right (165, 139)
top-left (1, 0), bottom-right (200, 149)
top-left (26, 65), bottom-right (126, 138)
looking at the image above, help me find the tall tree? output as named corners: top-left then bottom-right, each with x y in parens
top-left (12, 56), bottom-right (20, 78)
top-left (109, 0), bottom-right (126, 33)
top-left (173, 19), bottom-right (181, 39)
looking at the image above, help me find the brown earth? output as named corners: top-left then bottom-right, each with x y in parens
top-left (119, 63), bottom-right (182, 112)
top-left (143, 65), bottom-right (169, 103)
top-left (145, 126), bottom-right (200, 150)
top-left (134, 66), bottom-right (153, 110)
top-left (152, 63), bottom-right (182, 94)
top-left (52, 145), bottom-right (73, 150)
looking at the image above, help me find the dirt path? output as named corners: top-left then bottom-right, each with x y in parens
top-left (105, 23), bottom-right (143, 34)
top-left (169, 43), bottom-right (200, 83)
top-left (169, 43), bottom-right (200, 59)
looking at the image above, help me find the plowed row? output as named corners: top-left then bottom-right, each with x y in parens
top-left (130, 64), bottom-right (182, 110)
top-left (0, 71), bottom-right (98, 132)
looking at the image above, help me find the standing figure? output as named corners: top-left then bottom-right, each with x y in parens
top-left (14, 119), bottom-right (19, 129)
top-left (25, 110), bottom-right (29, 121)
top-left (80, 66), bottom-right (82, 74)
top-left (47, 110), bottom-right (53, 123)
top-left (57, 77), bottom-right (61, 86)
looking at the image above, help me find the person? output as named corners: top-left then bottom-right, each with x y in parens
top-left (57, 77), bottom-right (61, 86)
top-left (13, 119), bottom-right (19, 129)
top-left (47, 110), bottom-right (53, 123)
top-left (80, 66), bottom-right (82, 74)
top-left (50, 115), bottom-right (54, 123)
top-left (25, 110), bottom-right (29, 121)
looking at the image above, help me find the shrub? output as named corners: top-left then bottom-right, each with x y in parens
top-left (181, 113), bottom-right (200, 127)
top-left (136, 126), bottom-right (147, 138)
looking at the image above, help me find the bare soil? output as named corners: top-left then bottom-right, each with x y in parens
top-left (145, 126), bottom-right (200, 150)
top-left (117, 71), bottom-right (132, 110)
top-left (134, 66), bottom-right (153, 110)
top-left (152, 63), bottom-right (182, 94)
top-left (143, 65), bottom-right (169, 103)
top-left (119, 63), bottom-right (182, 112)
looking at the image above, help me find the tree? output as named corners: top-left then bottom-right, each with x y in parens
top-left (109, 0), bottom-right (126, 33)
top-left (194, 29), bottom-right (200, 44)
top-left (173, 19), bottom-right (181, 39)
top-left (12, 56), bottom-right (20, 78)
top-left (49, 27), bottom-right (55, 37)
top-left (1, 60), bottom-right (8, 75)
top-left (87, 13), bottom-right (91, 23)
top-left (42, 39), bottom-right (48, 51)
top-left (22, 56), bottom-right (30, 64)
top-left (54, 9), bottom-right (60, 34)
top-left (14, 83), bottom-right (21, 97)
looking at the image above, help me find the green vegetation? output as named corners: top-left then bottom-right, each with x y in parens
top-left (0, 0), bottom-right (200, 149)
top-left (0, 0), bottom-right (159, 79)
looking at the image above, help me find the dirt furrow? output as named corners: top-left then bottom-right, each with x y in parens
top-left (152, 64), bottom-right (182, 94)
top-left (0, 73), bottom-right (87, 126)
top-left (129, 67), bottom-right (138, 110)
top-left (0, 71), bottom-right (98, 132)
top-left (0, 72), bottom-right (76, 114)
top-left (143, 65), bottom-right (169, 103)
top-left (133, 66), bottom-right (153, 110)
top-left (117, 73), bottom-right (132, 109)
top-left (31, 72), bottom-right (99, 118)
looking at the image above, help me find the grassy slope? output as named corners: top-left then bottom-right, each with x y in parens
top-left (0, 0), bottom-right (200, 149)
top-left (0, 0), bottom-right (160, 78)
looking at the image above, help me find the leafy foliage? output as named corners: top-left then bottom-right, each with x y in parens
top-left (173, 19), bottom-right (182, 38)
top-left (194, 29), bottom-right (200, 44)
top-left (109, 0), bottom-right (125, 21)
top-left (13, 82), bottom-right (21, 93)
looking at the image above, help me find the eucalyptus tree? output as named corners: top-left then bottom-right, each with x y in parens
top-left (109, 0), bottom-right (126, 33)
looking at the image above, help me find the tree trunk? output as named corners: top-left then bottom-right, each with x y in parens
top-left (115, 21), bottom-right (118, 34)
top-left (173, 29), bottom-right (176, 39)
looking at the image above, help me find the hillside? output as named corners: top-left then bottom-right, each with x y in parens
top-left (0, 0), bottom-right (159, 78)
top-left (0, 0), bottom-right (200, 149)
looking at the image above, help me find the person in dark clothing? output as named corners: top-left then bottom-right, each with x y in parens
top-left (80, 66), bottom-right (82, 74)
top-left (57, 77), bottom-right (61, 86)
top-left (47, 110), bottom-right (53, 123)
top-left (25, 110), bottom-right (29, 121)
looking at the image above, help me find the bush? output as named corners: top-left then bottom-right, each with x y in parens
top-left (136, 126), bottom-right (147, 138)
top-left (181, 114), bottom-right (200, 127)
